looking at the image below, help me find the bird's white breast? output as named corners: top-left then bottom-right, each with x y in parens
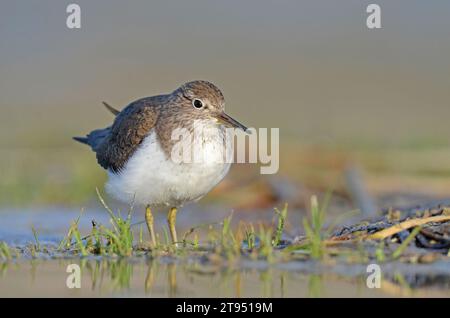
top-left (105, 122), bottom-right (232, 208)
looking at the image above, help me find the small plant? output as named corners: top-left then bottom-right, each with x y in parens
top-left (29, 225), bottom-right (49, 255)
top-left (87, 188), bottom-right (134, 256)
top-left (258, 225), bottom-right (274, 262)
top-left (58, 210), bottom-right (83, 250)
top-left (31, 225), bottom-right (41, 252)
top-left (375, 241), bottom-right (386, 263)
top-left (73, 226), bottom-right (88, 256)
top-left (90, 221), bottom-right (105, 255)
top-left (0, 242), bottom-right (12, 260)
top-left (273, 203), bottom-right (288, 247)
top-left (220, 213), bottom-right (240, 258)
top-left (98, 214), bottom-right (133, 256)
top-left (392, 226), bottom-right (421, 260)
top-left (221, 213), bottom-right (233, 247)
top-left (139, 225), bottom-right (144, 245)
top-left (303, 195), bottom-right (326, 259)
top-left (243, 223), bottom-right (256, 250)
top-left (56, 190), bottom-right (134, 257)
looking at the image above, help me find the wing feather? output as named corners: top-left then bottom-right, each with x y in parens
top-left (89, 96), bottom-right (165, 171)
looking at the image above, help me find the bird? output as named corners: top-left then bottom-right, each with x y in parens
top-left (73, 80), bottom-right (248, 247)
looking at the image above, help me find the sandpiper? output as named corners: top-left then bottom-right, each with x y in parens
top-left (74, 80), bottom-right (248, 246)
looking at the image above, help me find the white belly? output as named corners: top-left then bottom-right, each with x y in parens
top-left (105, 127), bottom-right (232, 208)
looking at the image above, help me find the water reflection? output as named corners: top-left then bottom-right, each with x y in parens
top-left (307, 274), bottom-right (324, 298)
top-left (0, 258), bottom-right (449, 297)
top-left (144, 261), bottom-right (157, 295)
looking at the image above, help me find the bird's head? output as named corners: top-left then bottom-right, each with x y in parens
top-left (174, 80), bottom-right (249, 132)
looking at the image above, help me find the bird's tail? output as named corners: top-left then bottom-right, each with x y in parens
top-left (73, 127), bottom-right (111, 151)
top-left (73, 102), bottom-right (117, 149)
top-left (73, 136), bottom-right (89, 145)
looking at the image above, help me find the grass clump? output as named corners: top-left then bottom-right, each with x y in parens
top-left (273, 203), bottom-right (288, 246)
top-left (257, 225), bottom-right (274, 262)
top-left (0, 242), bottom-right (12, 260)
top-left (231, 204), bottom-right (289, 261)
top-left (31, 226), bottom-right (41, 252)
top-left (243, 223), bottom-right (256, 250)
top-left (302, 195), bottom-right (326, 259)
top-left (219, 213), bottom-right (240, 259)
top-left (58, 189), bottom-right (134, 257)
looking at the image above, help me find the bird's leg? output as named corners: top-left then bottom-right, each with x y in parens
top-left (167, 207), bottom-right (178, 245)
top-left (145, 205), bottom-right (157, 247)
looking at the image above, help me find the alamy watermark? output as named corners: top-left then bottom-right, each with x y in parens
top-left (66, 263), bottom-right (81, 289)
top-left (366, 263), bottom-right (381, 289)
top-left (170, 121), bottom-right (279, 175)
top-left (66, 3), bottom-right (383, 32)
top-left (366, 4), bottom-right (381, 29)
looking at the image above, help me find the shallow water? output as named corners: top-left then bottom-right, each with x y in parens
top-left (1, 257), bottom-right (449, 297)
top-left (1, 206), bottom-right (449, 297)
top-left (0, 259), bottom-right (387, 297)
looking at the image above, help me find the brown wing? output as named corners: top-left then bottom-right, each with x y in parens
top-left (93, 96), bottom-right (165, 172)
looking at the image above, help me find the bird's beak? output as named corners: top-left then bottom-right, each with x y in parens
top-left (215, 112), bottom-right (250, 133)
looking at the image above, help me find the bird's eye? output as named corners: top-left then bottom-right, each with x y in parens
top-left (192, 99), bottom-right (204, 109)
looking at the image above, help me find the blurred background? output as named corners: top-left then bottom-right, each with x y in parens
top-left (1, 0), bottom-right (450, 211)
